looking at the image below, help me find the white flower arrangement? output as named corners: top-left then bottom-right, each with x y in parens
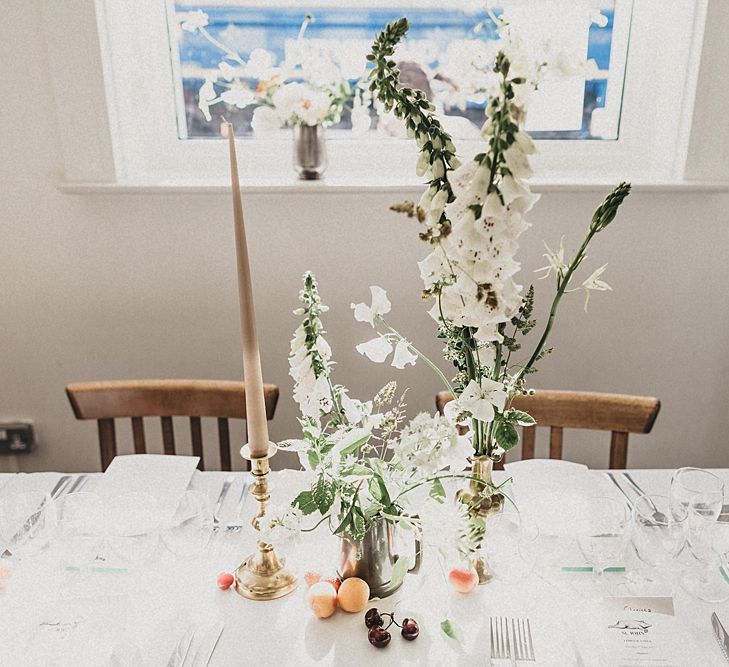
top-left (360, 17), bottom-right (631, 460)
top-left (179, 11), bottom-right (369, 134)
top-left (280, 273), bottom-right (502, 546)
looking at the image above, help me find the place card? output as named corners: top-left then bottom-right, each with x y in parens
top-left (94, 454), bottom-right (199, 522)
top-left (600, 596), bottom-right (687, 666)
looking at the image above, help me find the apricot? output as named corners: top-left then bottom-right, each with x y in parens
top-left (337, 577), bottom-right (370, 613)
top-left (304, 570), bottom-right (321, 587)
top-left (307, 581), bottom-right (338, 618)
top-left (448, 567), bottom-right (478, 594)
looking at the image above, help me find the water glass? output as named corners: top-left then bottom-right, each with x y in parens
top-left (577, 497), bottom-right (629, 578)
top-left (632, 494), bottom-right (687, 573)
top-left (0, 491), bottom-right (57, 560)
top-left (161, 490), bottom-right (211, 557)
top-left (106, 492), bottom-right (159, 564)
top-left (483, 510), bottom-right (539, 584)
top-left (670, 467), bottom-right (724, 521)
top-left (55, 492), bottom-right (105, 566)
top-left (680, 505), bottom-right (729, 603)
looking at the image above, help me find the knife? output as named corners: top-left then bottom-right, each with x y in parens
top-left (192, 621), bottom-right (225, 666)
top-left (712, 612), bottom-right (729, 663)
top-left (165, 624), bottom-right (196, 667)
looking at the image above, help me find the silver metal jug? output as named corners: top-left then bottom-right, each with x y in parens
top-left (338, 518), bottom-right (422, 598)
top-left (293, 123), bottom-right (327, 180)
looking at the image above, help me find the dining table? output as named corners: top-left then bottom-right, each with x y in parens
top-left (0, 461), bottom-right (727, 667)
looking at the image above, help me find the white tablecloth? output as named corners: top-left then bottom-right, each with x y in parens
top-left (0, 468), bottom-right (727, 667)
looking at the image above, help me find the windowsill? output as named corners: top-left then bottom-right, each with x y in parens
top-left (57, 177), bottom-right (729, 195)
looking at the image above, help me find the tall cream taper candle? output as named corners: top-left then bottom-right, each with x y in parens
top-left (225, 122), bottom-right (270, 458)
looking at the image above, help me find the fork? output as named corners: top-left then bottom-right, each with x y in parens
top-left (491, 617), bottom-right (535, 664)
top-left (212, 476), bottom-right (234, 533)
top-left (225, 479), bottom-right (249, 534)
top-left (66, 474), bottom-right (89, 494)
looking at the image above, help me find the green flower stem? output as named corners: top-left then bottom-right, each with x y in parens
top-left (378, 318), bottom-right (456, 397)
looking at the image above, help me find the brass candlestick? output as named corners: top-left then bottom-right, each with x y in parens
top-left (234, 442), bottom-right (298, 601)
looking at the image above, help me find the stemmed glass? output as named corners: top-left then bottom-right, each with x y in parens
top-left (0, 491), bottom-right (58, 560)
top-left (483, 510), bottom-right (539, 584)
top-left (55, 492), bottom-right (105, 567)
top-left (105, 492), bottom-right (160, 564)
top-left (161, 490), bottom-right (211, 558)
top-left (680, 504), bottom-right (729, 603)
top-left (631, 494), bottom-right (687, 589)
top-left (576, 497), bottom-right (629, 583)
top-left (670, 467), bottom-right (724, 521)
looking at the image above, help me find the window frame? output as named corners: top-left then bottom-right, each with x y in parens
top-left (45, 0), bottom-right (718, 189)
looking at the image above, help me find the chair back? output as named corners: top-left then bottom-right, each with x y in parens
top-left (66, 379), bottom-right (278, 471)
top-left (436, 389), bottom-right (660, 469)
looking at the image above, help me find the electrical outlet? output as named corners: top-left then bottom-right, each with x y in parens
top-left (0, 422), bottom-right (34, 454)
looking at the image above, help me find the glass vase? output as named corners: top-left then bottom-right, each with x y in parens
top-left (458, 455), bottom-right (504, 584)
top-left (293, 123), bottom-right (327, 180)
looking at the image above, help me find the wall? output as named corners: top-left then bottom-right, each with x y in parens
top-left (1, 1), bottom-right (728, 473)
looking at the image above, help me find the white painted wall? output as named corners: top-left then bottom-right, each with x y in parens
top-left (2, 1), bottom-right (728, 473)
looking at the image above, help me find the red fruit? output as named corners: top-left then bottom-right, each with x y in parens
top-left (368, 626), bottom-right (391, 648)
top-left (401, 618), bottom-right (419, 640)
top-left (217, 572), bottom-right (234, 590)
top-left (448, 567), bottom-right (478, 594)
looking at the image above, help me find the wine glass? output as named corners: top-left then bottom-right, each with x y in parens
top-left (0, 490), bottom-right (57, 560)
top-left (106, 492), bottom-right (159, 564)
top-left (680, 505), bottom-right (729, 603)
top-left (631, 494), bottom-right (687, 587)
top-left (670, 467), bottom-right (724, 522)
top-left (55, 492), bottom-right (105, 567)
top-left (482, 510), bottom-right (539, 584)
top-left (161, 490), bottom-right (211, 557)
top-left (576, 497), bottom-right (629, 580)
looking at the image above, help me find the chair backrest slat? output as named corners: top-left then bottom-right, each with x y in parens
top-left (609, 431), bottom-right (629, 469)
top-left (522, 426), bottom-right (536, 460)
top-left (98, 419), bottom-right (116, 471)
top-left (161, 416), bottom-right (175, 455)
top-left (131, 417), bottom-right (146, 454)
top-left (218, 418), bottom-right (231, 472)
top-left (549, 426), bottom-right (564, 460)
top-left (436, 389), bottom-right (660, 469)
top-left (66, 380), bottom-right (279, 471)
top-left (190, 416), bottom-right (204, 470)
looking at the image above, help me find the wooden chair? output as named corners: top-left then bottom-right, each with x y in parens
top-left (436, 389), bottom-right (660, 469)
top-left (66, 379), bottom-right (279, 471)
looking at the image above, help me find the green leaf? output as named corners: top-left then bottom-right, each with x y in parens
top-left (429, 478), bottom-right (446, 503)
top-left (351, 512), bottom-right (367, 541)
top-left (493, 420), bottom-right (519, 451)
top-left (440, 619), bottom-right (463, 642)
top-left (389, 553), bottom-right (410, 590)
top-left (292, 491), bottom-right (317, 516)
top-left (307, 449), bottom-right (321, 470)
top-left (341, 463), bottom-right (373, 478)
top-left (312, 476), bottom-right (335, 514)
top-left (338, 429), bottom-right (372, 458)
top-left (508, 410), bottom-right (536, 426)
top-left (368, 473), bottom-right (392, 507)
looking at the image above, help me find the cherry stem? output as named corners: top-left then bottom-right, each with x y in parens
top-left (379, 612), bottom-right (400, 629)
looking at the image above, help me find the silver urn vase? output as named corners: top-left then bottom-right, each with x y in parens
top-left (293, 123), bottom-right (327, 180)
top-left (338, 518), bottom-right (422, 598)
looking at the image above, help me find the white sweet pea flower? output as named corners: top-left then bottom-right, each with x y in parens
top-left (251, 106), bottom-right (282, 137)
top-left (351, 286), bottom-right (391, 326)
top-left (535, 237), bottom-right (568, 280)
top-left (579, 264), bottom-right (612, 311)
top-left (197, 79), bottom-right (217, 122)
top-left (180, 10), bottom-right (208, 32)
top-left (221, 85), bottom-right (255, 109)
top-left (445, 379), bottom-right (508, 425)
top-left (356, 336), bottom-right (393, 363)
top-left (244, 49), bottom-right (275, 80)
top-left (218, 61), bottom-right (236, 81)
top-left (391, 340), bottom-right (418, 369)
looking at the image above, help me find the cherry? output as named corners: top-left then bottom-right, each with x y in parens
top-left (368, 626), bottom-right (391, 648)
top-left (401, 618), bottom-right (419, 641)
top-left (365, 608), bottom-right (383, 628)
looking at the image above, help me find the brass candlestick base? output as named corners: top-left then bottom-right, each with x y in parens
top-left (234, 443), bottom-right (298, 601)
